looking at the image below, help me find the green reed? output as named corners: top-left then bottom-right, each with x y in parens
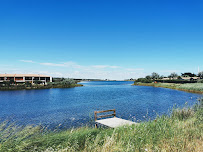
top-left (0, 99), bottom-right (202, 152)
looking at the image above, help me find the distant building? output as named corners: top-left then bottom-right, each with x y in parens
top-left (181, 77), bottom-right (199, 81)
top-left (0, 74), bottom-right (52, 84)
top-left (161, 76), bottom-right (200, 81)
top-left (162, 77), bottom-right (170, 80)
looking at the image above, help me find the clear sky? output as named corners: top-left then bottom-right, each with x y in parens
top-left (0, 0), bottom-right (202, 79)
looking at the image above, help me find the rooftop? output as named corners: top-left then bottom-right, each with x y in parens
top-left (0, 74), bottom-right (50, 77)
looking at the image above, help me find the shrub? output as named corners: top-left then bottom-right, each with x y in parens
top-left (177, 83), bottom-right (203, 92)
top-left (172, 108), bottom-right (194, 120)
top-left (156, 79), bottom-right (196, 83)
top-left (194, 98), bottom-right (203, 123)
top-left (46, 78), bottom-right (76, 87)
top-left (25, 81), bottom-right (32, 87)
top-left (197, 79), bottom-right (203, 83)
top-left (135, 78), bottom-right (152, 83)
top-left (2, 81), bottom-right (10, 87)
top-left (33, 80), bottom-right (42, 84)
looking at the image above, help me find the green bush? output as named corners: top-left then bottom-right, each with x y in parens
top-left (33, 80), bottom-right (42, 84)
top-left (172, 108), bottom-right (194, 120)
top-left (25, 81), bottom-right (32, 87)
top-left (194, 98), bottom-right (203, 123)
top-left (48, 78), bottom-right (76, 87)
top-left (135, 78), bottom-right (152, 83)
top-left (0, 78), bottom-right (78, 90)
top-left (177, 83), bottom-right (203, 92)
top-left (197, 79), bottom-right (203, 83)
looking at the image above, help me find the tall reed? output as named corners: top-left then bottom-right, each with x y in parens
top-left (0, 99), bottom-right (202, 152)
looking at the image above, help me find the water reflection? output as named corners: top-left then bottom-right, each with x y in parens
top-left (0, 81), bottom-right (202, 128)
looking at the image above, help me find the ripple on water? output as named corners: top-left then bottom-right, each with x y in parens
top-left (0, 81), bottom-right (202, 128)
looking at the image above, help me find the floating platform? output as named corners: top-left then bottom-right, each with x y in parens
top-left (94, 109), bottom-right (137, 128)
top-left (96, 117), bottom-right (137, 128)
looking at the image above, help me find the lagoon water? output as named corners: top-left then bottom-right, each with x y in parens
top-left (0, 81), bottom-right (202, 128)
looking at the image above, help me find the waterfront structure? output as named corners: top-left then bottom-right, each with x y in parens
top-left (0, 74), bottom-right (52, 84)
top-left (181, 77), bottom-right (199, 81)
top-left (162, 77), bottom-right (200, 80)
top-left (94, 109), bottom-right (137, 128)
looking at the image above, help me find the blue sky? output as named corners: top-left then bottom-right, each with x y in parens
top-left (0, 0), bottom-right (202, 79)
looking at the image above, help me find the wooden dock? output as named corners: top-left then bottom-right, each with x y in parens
top-left (94, 109), bottom-right (137, 128)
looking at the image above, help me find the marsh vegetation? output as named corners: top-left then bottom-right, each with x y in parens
top-left (134, 72), bottom-right (203, 93)
top-left (0, 78), bottom-right (82, 90)
top-left (0, 98), bottom-right (202, 152)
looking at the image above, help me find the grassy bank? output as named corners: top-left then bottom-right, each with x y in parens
top-left (134, 82), bottom-right (203, 94)
top-left (0, 78), bottom-right (83, 91)
top-left (0, 99), bottom-right (202, 152)
top-left (0, 83), bottom-right (83, 90)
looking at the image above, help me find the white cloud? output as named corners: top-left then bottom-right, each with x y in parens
top-left (109, 66), bottom-right (120, 69)
top-left (91, 65), bottom-right (120, 69)
top-left (60, 67), bottom-right (146, 80)
top-left (161, 70), bottom-right (179, 73)
top-left (92, 65), bottom-right (108, 68)
top-left (40, 61), bottom-right (83, 68)
top-left (16, 60), bottom-right (145, 79)
top-left (20, 60), bottom-right (35, 63)
top-left (126, 68), bottom-right (144, 71)
top-left (40, 63), bottom-right (65, 67)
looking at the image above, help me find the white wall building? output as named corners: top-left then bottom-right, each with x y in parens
top-left (0, 74), bottom-right (52, 84)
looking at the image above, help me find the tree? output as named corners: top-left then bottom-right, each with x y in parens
top-left (25, 81), bottom-right (32, 87)
top-left (135, 78), bottom-right (152, 83)
top-left (177, 76), bottom-right (182, 80)
top-left (3, 81), bottom-right (10, 87)
top-left (9, 80), bottom-right (15, 85)
top-left (159, 75), bottom-right (164, 79)
top-left (181, 72), bottom-right (196, 77)
top-left (151, 72), bottom-right (160, 80)
top-left (34, 80), bottom-right (42, 84)
top-left (168, 72), bottom-right (178, 79)
top-left (145, 75), bottom-right (151, 80)
top-left (198, 71), bottom-right (203, 78)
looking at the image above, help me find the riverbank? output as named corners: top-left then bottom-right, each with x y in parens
top-left (0, 99), bottom-right (202, 151)
top-left (0, 84), bottom-right (83, 91)
top-left (133, 82), bottom-right (203, 94)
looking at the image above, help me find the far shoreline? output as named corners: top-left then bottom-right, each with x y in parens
top-left (0, 84), bottom-right (83, 91)
top-left (133, 82), bottom-right (203, 94)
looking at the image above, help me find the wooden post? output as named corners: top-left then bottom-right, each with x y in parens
top-left (94, 109), bottom-right (116, 128)
top-left (94, 111), bottom-right (97, 128)
top-left (113, 109), bottom-right (116, 117)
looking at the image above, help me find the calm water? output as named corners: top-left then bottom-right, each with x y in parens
top-left (0, 81), bottom-right (202, 128)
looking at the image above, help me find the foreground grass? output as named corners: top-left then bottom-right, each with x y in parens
top-left (177, 83), bottom-right (203, 93)
top-left (134, 82), bottom-right (203, 93)
top-left (0, 100), bottom-right (203, 152)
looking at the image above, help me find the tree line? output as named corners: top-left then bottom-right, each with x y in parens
top-left (135, 71), bottom-right (203, 83)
